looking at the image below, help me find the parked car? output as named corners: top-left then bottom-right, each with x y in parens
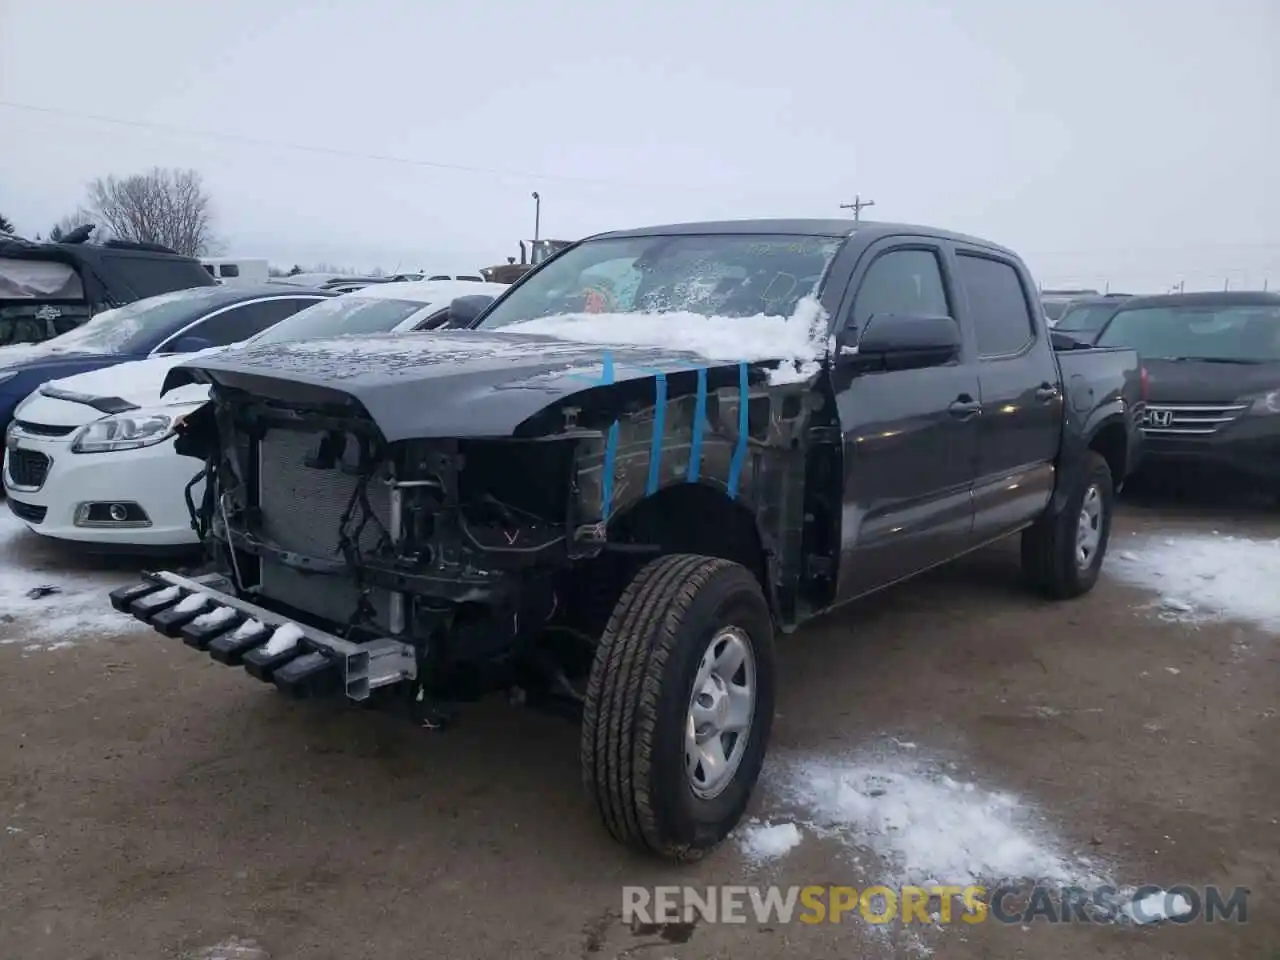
top-left (1, 232), bottom-right (215, 346)
top-left (1053, 293), bottom-right (1135, 341)
top-left (110, 219), bottom-right (1142, 862)
top-left (0, 283), bottom-right (334, 445)
top-left (1091, 291), bottom-right (1280, 495)
top-left (5, 281), bottom-right (506, 547)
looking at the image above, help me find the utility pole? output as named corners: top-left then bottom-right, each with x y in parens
top-left (531, 192), bottom-right (541, 243)
top-left (839, 194), bottom-right (876, 221)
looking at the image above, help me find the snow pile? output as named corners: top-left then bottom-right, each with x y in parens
top-left (1120, 889), bottom-right (1195, 925)
top-left (145, 586), bottom-right (180, 606)
top-left (1109, 533), bottom-right (1280, 632)
top-left (0, 514), bottom-right (136, 646)
top-left (775, 754), bottom-right (1100, 888)
top-left (191, 606), bottom-right (237, 630)
top-left (232, 618), bottom-right (265, 639)
top-left (172, 593), bottom-right (211, 615)
top-left (736, 820), bottom-right (804, 862)
top-left (506, 296), bottom-right (831, 385)
top-left (260, 622), bottom-right (303, 657)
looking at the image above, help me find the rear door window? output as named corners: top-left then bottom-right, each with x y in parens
top-left (956, 254), bottom-right (1037, 357)
top-left (171, 296), bottom-right (326, 348)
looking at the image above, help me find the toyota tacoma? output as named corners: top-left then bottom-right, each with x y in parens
top-left (108, 219), bottom-right (1144, 861)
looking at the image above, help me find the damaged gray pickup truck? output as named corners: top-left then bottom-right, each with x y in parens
top-left (109, 219), bottom-right (1144, 861)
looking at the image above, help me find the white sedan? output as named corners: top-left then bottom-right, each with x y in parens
top-left (4, 280), bottom-right (506, 550)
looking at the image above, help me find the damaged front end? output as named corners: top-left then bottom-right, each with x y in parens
top-left (112, 334), bottom-right (823, 725)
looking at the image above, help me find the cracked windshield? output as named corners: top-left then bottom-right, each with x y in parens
top-left (476, 233), bottom-right (840, 328)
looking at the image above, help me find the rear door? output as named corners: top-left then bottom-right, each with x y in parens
top-left (951, 248), bottom-right (1063, 543)
top-left (831, 238), bottom-right (981, 601)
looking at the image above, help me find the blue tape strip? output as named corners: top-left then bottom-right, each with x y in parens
top-left (599, 351), bottom-right (619, 520)
top-left (727, 361), bottom-right (749, 498)
top-left (646, 371), bottom-right (667, 495)
top-left (687, 366), bottom-right (707, 483)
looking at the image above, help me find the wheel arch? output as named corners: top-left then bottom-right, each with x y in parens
top-left (607, 481), bottom-right (776, 605)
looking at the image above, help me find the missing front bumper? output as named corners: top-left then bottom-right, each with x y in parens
top-left (109, 571), bottom-right (417, 701)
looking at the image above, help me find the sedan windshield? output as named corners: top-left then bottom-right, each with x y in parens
top-left (38, 286), bottom-right (238, 355)
top-left (1095, 304), bottom-right (1280, 361)
top-left (474, 233), bottom-right (842, 330)
top-left (249, 296), bottom-right (431, 345)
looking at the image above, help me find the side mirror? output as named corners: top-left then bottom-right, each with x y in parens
top-left (165, 335), bottom-right (216, 353)
top-left (444, 294), bottom-right (495, 329)
top-left (839, 314), bottom-right (961, 372)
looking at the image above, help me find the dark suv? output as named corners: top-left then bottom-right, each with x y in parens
top-left (0, 232), bottom-right (215, 346)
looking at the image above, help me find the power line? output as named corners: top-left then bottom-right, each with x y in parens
top-left (0, 99), bottom-right (696, 190)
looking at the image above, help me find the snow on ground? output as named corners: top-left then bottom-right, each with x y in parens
top-left (1109, 532), bottom-right (1280, 633)
top-left (507, 296), bottom-right (831, 385)
top-left (735, 820), bottom-right (804, 862)
top-left (0, 513), bottom-right (138, 648)
top-left (745, 748), bottom-right (1104, 890)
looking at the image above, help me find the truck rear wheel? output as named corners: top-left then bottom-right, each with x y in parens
top-left (580, 554), bottom-right (775, 862)
top-left (1021, 451), bottom-right (1114, 599)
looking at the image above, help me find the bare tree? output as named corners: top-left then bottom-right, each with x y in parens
top-left (85, 167), bottom-right (216, 256)
top-left (0, 213), bottom-right (14, 234)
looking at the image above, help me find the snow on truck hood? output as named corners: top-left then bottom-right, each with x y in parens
top-left (15, 350), bottom-right (218, 429)
top-left (160, 301), bottom-right (834, 443)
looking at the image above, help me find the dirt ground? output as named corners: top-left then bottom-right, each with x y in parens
top-left (1, 495), bottom-right (1277, 960)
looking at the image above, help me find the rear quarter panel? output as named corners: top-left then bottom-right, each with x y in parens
top-left (1053, 344), bottom-right (1144, 495)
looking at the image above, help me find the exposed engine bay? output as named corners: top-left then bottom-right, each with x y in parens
top-left (165, 355), bottom-right (823, 722)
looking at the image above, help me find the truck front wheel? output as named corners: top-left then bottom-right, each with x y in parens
top-left (580, 554), bottom-right (776, 862)
top-left (1021, 450), bottom-right (1114, 599)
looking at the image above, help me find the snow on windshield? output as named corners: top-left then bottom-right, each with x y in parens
top-left (472, 233), bottom-right (840, 383)
top-left (506, 296), bottom-right (831, 385)
top-left (38, 287), bottom-right (220, 354)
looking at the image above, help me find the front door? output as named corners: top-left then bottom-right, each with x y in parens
top-left (832, 242), bottom-right (981, 601)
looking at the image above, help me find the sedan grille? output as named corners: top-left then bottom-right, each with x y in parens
top-left (1141, 402), bottom-right (1248, 436)
top-left (5, 448), bottom-right (51, 488)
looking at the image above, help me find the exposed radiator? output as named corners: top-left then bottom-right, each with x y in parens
top-left (255, 428), bottom-right (396, 631)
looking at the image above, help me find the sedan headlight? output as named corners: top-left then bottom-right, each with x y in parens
top-left (70, 404), bottom-right (203, 454)
top-left (1246, 390), bottom-right (1280, 416)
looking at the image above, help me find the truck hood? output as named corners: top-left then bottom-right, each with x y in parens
top-left (15, 352), bottom-right (220, 429)
top-left (162, 329), bottom-right (809, 442)
top-left (1142, 357), bottom-right (1280, 404)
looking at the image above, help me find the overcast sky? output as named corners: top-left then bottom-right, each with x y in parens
top-left (2, 0), bottom-right (1277, 290)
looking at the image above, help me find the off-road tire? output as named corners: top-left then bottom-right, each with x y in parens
top-left (1021, 451), bottom-right (1114, 599)
top-left (580, 553), bottom-right (775, 862)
